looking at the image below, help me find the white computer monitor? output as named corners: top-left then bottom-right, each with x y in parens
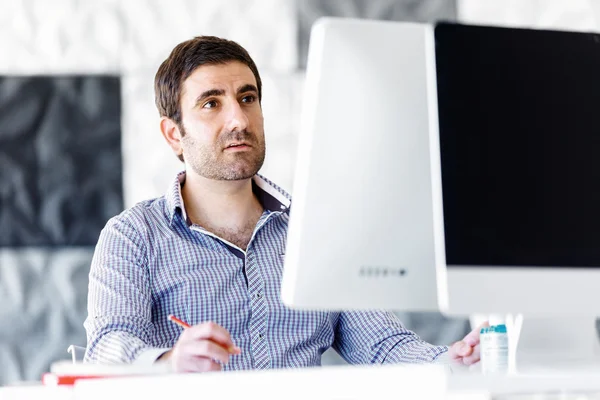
top-left (435, 22), bottom-right (600, 316)
top-left (435, 22), bottom-right (600, 366)
top-left (281, 17), bottom-right (447, 311)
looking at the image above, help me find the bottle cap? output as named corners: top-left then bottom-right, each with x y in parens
top-left (481, 324), bottom-right (507, 334)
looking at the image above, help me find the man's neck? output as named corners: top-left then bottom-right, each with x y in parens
top-left (181, 170), bottom-right (264, 249)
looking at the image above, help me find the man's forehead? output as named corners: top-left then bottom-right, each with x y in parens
top-left (183, 61), bottom-right (256, 91)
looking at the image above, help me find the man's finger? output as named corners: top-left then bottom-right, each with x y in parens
top-left (450, 341), bottom-right (473, 359)
top-left (463, 321), bottom-right (490, 347)
top-left (182, 339), bottom-right (231, 364)
top-left (462, 344), bottom-right (481, 366)
top-left (184, 321), bottom-right (236, 350)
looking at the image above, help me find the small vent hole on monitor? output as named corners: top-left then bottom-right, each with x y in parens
top-left (359, 266), bottom-right (407, 278)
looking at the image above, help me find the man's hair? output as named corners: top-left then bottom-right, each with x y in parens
top-left (154, 36), bottom-right (263, 162)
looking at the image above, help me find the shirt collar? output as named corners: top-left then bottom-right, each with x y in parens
top-left (166, 171), bottom-right (292, 226)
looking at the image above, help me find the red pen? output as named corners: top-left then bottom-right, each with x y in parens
top-left (167, 315), bottom-right (241, 354)
top-left (168, 314), bottom-right (190, 329)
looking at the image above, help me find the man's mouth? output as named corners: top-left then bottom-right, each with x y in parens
top-left (224, 142), bottom-right (251, 150)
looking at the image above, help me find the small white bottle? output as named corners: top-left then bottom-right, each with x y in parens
top-left (480, 324), bottom-right (509, 374)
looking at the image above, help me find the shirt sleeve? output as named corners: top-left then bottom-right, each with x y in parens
top-left (83, 214), bottom-right (162, 364)
top-left (332, 310), bottom-right (448, 365)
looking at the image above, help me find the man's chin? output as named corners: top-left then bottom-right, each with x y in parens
top-left (192, 158), bottom-right (264, 181)
top-left (222, 159), bottom-right (264, 181)
top-left (216, 165), bottom-right (262, 181)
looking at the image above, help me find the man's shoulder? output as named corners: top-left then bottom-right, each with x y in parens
top-left (105, 195), bottom-right (170, 232)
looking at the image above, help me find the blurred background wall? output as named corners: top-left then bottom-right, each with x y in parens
top-left (0, 0), bottom-right (598, 385)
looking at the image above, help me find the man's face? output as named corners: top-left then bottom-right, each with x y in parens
top-left (178, 61), bottom-right (265, 181)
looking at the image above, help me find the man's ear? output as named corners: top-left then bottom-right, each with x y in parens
top-left (160, 117), bottom-right (184, 159)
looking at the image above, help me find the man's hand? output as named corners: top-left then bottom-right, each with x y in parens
top-left (158, 321), bottom-right (241, 372)
top-left (448, 321), bottom-right (489, 366)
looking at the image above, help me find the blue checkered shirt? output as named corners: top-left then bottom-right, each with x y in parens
top-left (84, 172), bottom-right (448, 368)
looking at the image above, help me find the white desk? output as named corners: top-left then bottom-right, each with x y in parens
top-left (74, 364), bottom-right (446, 400)
top-left (449, 367), bottom-right (600, 398)
top-left (3, 364), bottom-right (600, 400)
top-left (0, 385), bottom-right (73, 400)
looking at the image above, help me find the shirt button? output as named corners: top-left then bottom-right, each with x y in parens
top-left (256, 292), bottom-right (262, 298)
top-left (258, 333), bottom-right (264, 339)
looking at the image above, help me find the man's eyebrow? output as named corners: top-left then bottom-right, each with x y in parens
top-left (237, 84), bottom-right (258, 95)
top-left (195, 89), bottom-right (225, 106)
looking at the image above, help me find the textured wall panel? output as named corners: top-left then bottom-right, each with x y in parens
top-left (0, 76), bottom-right (123, 247)
top-left (121, 70), bottom-right (183, 207)
top-left (119, 0), bottom-right (297, 73)
top-left (458, 0), bottom-right (600, 30)
top-left (298, 0), bottom-right (457, 67)
top-left (0, 0), bottom-right (123, 74)
top-left (0, 0), bottom-right (296, 75)
top-left (0, 249), bottom-right (92, 385)
top-left (258, 72), bottom-right (305, 193)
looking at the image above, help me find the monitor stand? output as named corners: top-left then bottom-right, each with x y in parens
top-left (472, 314), bottom-right (600, 373)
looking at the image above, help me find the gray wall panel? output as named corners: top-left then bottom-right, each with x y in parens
top-left (0, 249), bottom-right (91, 385)
top-left (0, 76), bottom-right (123, 247)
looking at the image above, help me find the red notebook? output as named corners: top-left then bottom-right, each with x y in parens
top-left (42, 360), bottom-right (172, 386)
top-left (42, 373), bottom-right (106, 386)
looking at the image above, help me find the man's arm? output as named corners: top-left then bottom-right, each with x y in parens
top-left (332, 310), bottom-right (448, 365)
top-left (84, 214), bottom-right (165, 364)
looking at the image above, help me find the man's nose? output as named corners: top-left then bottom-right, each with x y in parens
top-left (225, 101), bottom-right (250, 133)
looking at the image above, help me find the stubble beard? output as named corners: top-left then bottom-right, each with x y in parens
top-left (180, 125), bottom-right (266, 181)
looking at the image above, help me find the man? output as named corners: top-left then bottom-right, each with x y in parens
top-left (85, 35), bottom-right (484, 372)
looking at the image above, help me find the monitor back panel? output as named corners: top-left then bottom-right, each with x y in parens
top-left (282, 18), bottom-right (446, 311)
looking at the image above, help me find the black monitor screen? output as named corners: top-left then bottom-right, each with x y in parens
top-left (435, 23), bottom-right (600, 268)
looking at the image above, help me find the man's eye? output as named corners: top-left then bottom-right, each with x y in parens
top-left (203, 100), bottom-right (217, 109)
top-left (241, 95), bottom-right (256, 103)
